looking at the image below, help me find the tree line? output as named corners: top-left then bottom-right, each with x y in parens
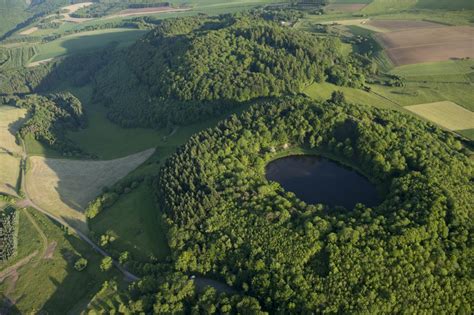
top-left (0, 206), bottom-right (19, 261)
top-left (94, 12), bottom-right (373, 129)
top-left (149, 96), bottom-right (472, 313)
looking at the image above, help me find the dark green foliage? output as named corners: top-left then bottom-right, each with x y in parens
top-left (15, 92), bottom-right (86, 155)
top-left (0, 44), bottom-right (118, 95)
top-left (157, 96), bottom-right (473, 313)
top-left (95, 13), bottom-right (368, 128)
top-left (0, 206), bottom-right (19, 261)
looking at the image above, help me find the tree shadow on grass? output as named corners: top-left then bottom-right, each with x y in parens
top-left (0, 294), bottom-right (21, 315)
top-left (39, 233), bottom-right (118, 314)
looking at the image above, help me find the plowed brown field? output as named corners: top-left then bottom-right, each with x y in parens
top-left (376, 26), bottom-right (474, 65)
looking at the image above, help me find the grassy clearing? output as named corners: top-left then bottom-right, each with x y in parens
top-left (30, 28), bottom-right (147, 63)
top-left (67, 85), bottom-right (250, 159)
top-left (25, 149), bottom-right (154, 233)
top-left (416, 0), bottom-right (474, 10)
top-left (303, 82), bottom-right (400, 110)
top-left (0, 208), bottom-right (122, 314)
top-left (405, 101), bottom-right (474, 131)
top-left (90, 183), bottom-right (170, 261)
top-left (390, 59), bottom-right (474, 78)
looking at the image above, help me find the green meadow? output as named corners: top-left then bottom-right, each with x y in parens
top-left (30, 29), bottom-right (147, 62)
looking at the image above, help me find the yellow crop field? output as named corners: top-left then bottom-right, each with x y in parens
top-left (0, 105), bottom-right (27, 155)
top-left (25, 149), bottom-right (154, 233)
top-left (0, 154), bottom-right (20, 196)
top-left (405, 101), bottom-right (474, 131)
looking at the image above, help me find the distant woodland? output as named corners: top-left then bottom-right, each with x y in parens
top-left (95, 13), bottom-right (373, 128)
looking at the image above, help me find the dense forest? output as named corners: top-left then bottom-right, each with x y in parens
top-left (95, 13), bottom-right (372, 128)
top-left (6, 92), bottom-right (87, 155)
top-left (0, 206), bottom-right (19, 261)
top-left (136, 96), bottom-right (474, 313)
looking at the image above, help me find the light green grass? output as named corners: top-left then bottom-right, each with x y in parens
top-left (90, 183), bottom-right (170, 261)
top-left (303, 82), bottom-right (400, 110)
top-left (67, 85), bottom-right (250, 159)
top-left (362, 0), bottom-right (417, 14)
top-left (391, 60), bottom-right (474, 77)
top-left (30, 28), bottom-right (147, 62)
top-left (405, 101), bottom-right (474, 131)
top-left (370, 81), bottom-right (474, 111)
top-left (0, 208), bottom-right (122, 313)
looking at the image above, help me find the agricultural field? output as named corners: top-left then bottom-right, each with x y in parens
top-left (25, 149), bottom-right (155, 233)
top-left (0, 207), bottom-right (121, 313)
top-left (0, 154), bottom-right (20, 196)
top-left (405, 101), bottom-right (474, 131)
top-left (0, 46), bottom-right (37, 69)
top-left (0, 105), bottom-right (26, 196)
top-left (376, 26), bottom-right (474, 65)
top-left (0, 105), bottom-right (27, 155)
top-left (29, 28), bottom-right (147, 63)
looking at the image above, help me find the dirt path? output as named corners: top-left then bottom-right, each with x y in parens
top-left (18, 141), bottom-right (139, 282)
top-left (0, 251), bottom-right (38, 282)
top-left (22, 208), bottom-right (48, 261)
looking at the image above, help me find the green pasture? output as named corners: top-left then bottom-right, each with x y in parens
top-left (303, 82), bottom-right (400, 110)
top-left (90, 183), bottom-right (170, 262)
top-left (30, 28), bottom-right (147, 62)
top-left (0, 208), bottom-right (121, 313)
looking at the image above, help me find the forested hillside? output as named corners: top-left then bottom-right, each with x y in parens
top-left (150, 96), bottom-right (473, 313)
top-left (95, 13), bottom-right (372, 128)
top-left (4, 92), bottom-right (87, 155)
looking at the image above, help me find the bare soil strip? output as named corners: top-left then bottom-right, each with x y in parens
top-left (376, 26), bottom-right (474, 65)
top-left (0, 251), bottom-right (38, 282)
top-left (19, 27), bottom-right (38, 35)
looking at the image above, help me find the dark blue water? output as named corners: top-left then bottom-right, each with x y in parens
top-left (265, 155), bottom-right (380, 209)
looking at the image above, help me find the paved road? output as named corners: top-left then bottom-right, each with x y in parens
top-left (18, 141), bottom-right (139, 282)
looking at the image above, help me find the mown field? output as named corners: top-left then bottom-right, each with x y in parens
top-left (0, 207), bottom-right (122, 313)
top-left (25, 149), bottom-right (154, 233)
top-left (30, 28), bottom-right (147, 63)
top-left (0, 105), bottom-right (26, 196)
top-left (405, 101), bottom-right (474, 131)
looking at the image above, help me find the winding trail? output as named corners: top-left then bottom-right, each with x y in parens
top-left (22, 208), bottom-right (48, 261)
top-left (18, 141), bottom-right (139, 282)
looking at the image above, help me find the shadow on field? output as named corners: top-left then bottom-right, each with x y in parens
top-left (39, 236), bottom-right (110, 313)
top-left (0, 294), bottom-right (21, 315)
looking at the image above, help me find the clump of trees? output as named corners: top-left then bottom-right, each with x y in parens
top-left (11, 92), bottom-right (87, 155)
top-left (150, 96), bottom-right (473, 313)
top-left (0, 207), bottom-right (19, 261)
top-left (95, 13), bottom-right (371, 128)
top-left (74, 257), bottom-right (88, 271)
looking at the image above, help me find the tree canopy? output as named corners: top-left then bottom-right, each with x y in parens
top-left (95, 13), bottom-right (370, 128)
top-left (152, 96), bottom-right (473, 313)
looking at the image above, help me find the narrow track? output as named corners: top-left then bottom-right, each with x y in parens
top-left (19, 141), bottom-right (139, 282)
